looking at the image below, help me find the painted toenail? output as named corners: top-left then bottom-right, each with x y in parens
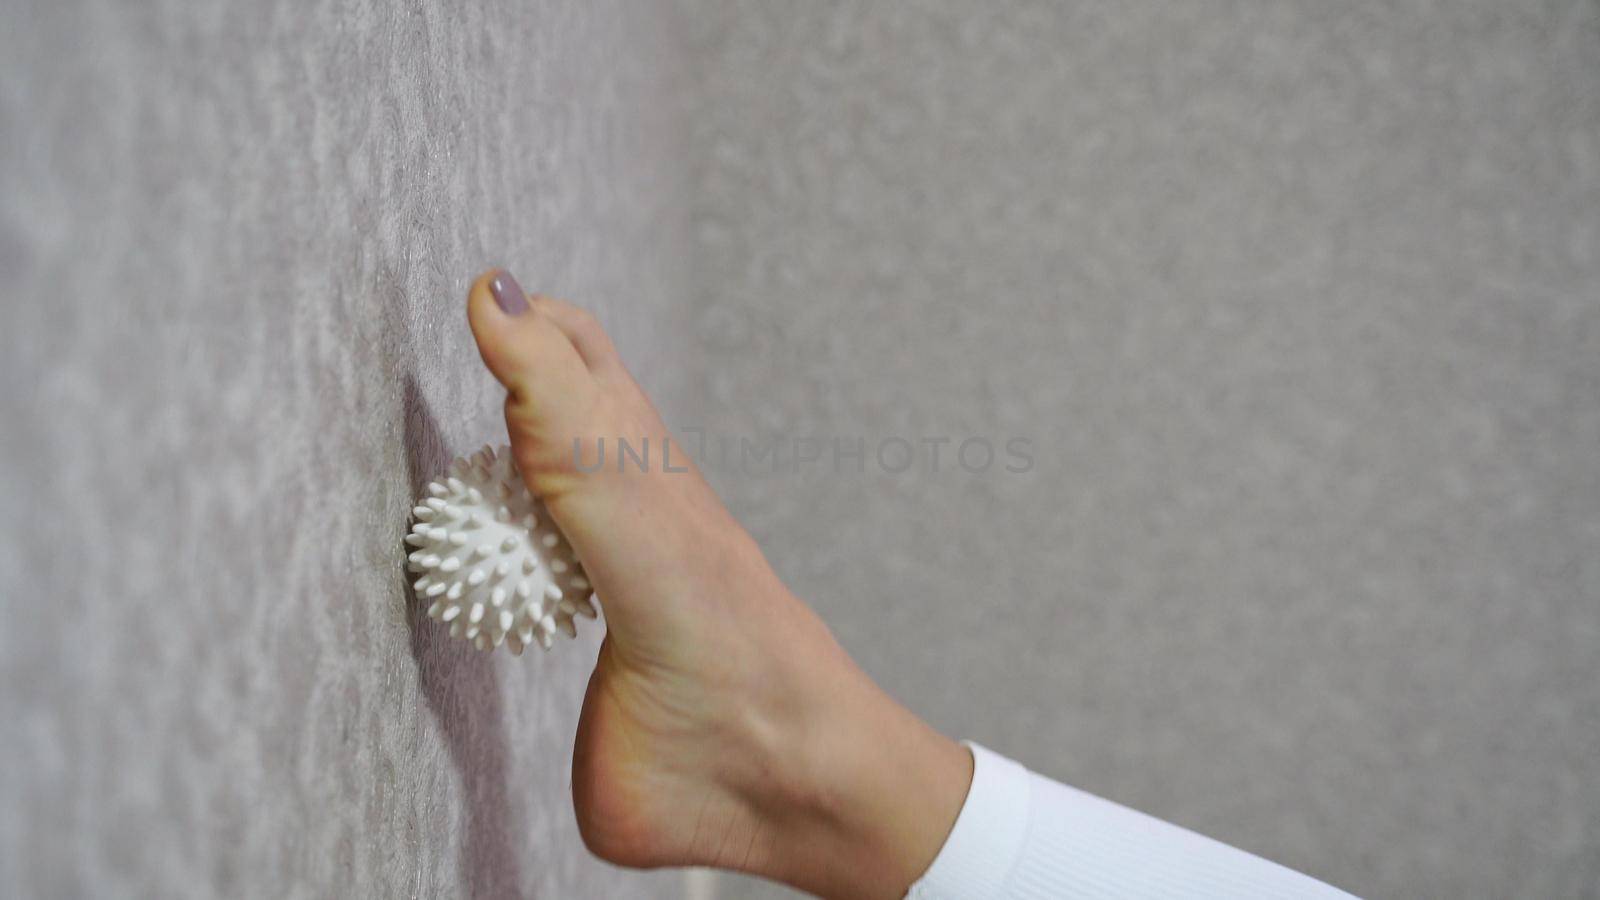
top-left (490, 269), bottom-right (530, 315)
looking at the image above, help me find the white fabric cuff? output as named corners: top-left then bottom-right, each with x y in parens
top-left (906, 742), bottom-right (1033, 899)
top-left (905, 741), bottom-right (1356, 899)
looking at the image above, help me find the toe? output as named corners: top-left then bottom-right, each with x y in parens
top-left (466, 269), bottom-right (604, 486)
top-left (467, 269), bottom-right (590, 398)
top-left (532, 295), bottom-right (624, 378)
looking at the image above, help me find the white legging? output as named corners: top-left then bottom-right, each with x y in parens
top-left (907, 743), bottom-right (1355, 899)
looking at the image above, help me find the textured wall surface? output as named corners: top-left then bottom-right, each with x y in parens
top-left (679, 3), bottom-right (1600, 898)
top-left (6, 2), bottom-right (1599, 899)
top-left (1, 0), bottom-right (689, 896)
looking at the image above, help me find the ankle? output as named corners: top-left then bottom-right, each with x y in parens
top-left (730, 626), bottom-right (973, 899)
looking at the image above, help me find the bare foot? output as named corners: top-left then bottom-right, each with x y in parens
top-left (466, 269), bottom-right (972, 899)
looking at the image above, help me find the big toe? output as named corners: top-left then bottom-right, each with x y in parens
top-left (466, 268), bottom-right (602, 482)
top-left (467, 269), bottom-right (589, 393)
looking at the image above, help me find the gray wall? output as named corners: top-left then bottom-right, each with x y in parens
top-left (4, 2), bottom-right (1598, 899)
top-left (679, 3), bottom-right (1600, 898)
top-left (1, 1), bottom-right (689, 896)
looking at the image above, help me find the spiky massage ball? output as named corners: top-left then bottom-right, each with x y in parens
top-left (407, 444), bottom-right (595, 654)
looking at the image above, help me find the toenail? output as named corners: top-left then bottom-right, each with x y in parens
top-left (490, 269), bottom-right (530, 316)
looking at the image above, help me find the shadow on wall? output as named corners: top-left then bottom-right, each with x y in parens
top-left (402, 372), bottom-right (528, 899)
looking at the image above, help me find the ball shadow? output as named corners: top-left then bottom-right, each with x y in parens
top-left (402, 372), bottom-right (528, 899)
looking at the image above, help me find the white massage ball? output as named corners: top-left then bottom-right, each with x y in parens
top-left (407, 444), bottom-right (596, 654)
